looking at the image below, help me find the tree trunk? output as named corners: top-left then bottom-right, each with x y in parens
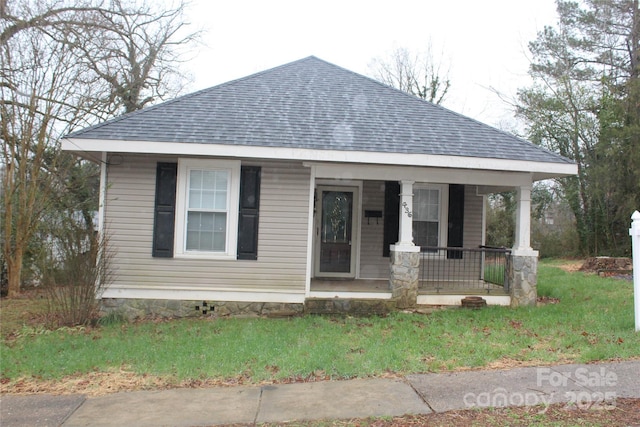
top-left (6, 247), bottom-right (23, 297)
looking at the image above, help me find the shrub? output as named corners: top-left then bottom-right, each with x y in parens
top-left (39, 220), bottom-right (114, 327)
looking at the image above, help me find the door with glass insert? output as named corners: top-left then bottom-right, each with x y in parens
top-left (315, 187), bottom-right (357, 277)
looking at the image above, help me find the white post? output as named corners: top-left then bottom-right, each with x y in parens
top-left (395, 180), bottom-right (416, 249)
top-left (513, 185), bottom-right (537, 256)
top-left (97, 152), bottom-right (107, 235)
top-left (630, 211), bottom-right (640, 332)
top-left (95, 152), bottom-right (108, 299)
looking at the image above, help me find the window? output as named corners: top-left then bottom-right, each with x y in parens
top-left (186, 170), bottom-right (228, 251)
top-left (412, 184), bottom-right (448, 249)
top-left (174, 159), bottom-right (240, 258)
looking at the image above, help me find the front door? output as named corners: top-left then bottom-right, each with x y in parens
top-left (315, 186), bottom-right (357, 278)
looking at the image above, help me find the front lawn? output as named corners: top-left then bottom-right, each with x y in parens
top-left (1, 262), bottom-right (638, 394)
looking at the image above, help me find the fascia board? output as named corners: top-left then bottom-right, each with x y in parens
top-left (62, 138), bottom-right (578, 177)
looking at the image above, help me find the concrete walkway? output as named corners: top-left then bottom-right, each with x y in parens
top-left (1, 361), bottom-right (639, 426)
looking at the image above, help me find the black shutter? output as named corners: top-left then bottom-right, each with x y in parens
top-left (237, 166), bottom-right (261, 260)
top-left (383, 181), bottom-right (400, 257)
top-left (152, 162), bottom-right (177, 258)
top-left (447, 184), bottom-right (465, 259)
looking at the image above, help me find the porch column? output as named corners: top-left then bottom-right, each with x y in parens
top-left (389, 180), bottom-right (420, 308)
top-left (514, 185), bottom-right (532, 252)
top-left (397, 180), bottom-right (415, 248)
top-left (509, 185), bottom-right (539, 307)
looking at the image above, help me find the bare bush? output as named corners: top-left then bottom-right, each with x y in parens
top-left (39, 221), bottom-right (114, 327)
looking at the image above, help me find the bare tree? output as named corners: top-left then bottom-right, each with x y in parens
top-left (1, 0), bottom-right (200, 296)
top-left (368, 45), bottom-right (451, 104)
top-left (64, 0), bottom-right (200, 120)
top-left (1, 1), bottom-right (112, 44)
top-left (1, 25), bottom-right (80, 297)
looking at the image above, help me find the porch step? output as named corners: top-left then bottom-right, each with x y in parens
top-left (305, 298), bottom-right (396, 315)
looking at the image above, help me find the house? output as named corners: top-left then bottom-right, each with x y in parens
top-left (62, 56), bottom-right (577, 317)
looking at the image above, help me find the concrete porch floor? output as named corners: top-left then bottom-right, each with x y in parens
top-left (310, 278), bottom-right (507, 296)
top-left (309, 278), bottom-right (511, 306)
top-left (420, 281), bottom-right (508, 295)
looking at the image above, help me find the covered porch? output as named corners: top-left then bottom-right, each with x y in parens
top-left (305, 162), bottom-right (540, 307)
top-left (309, 246), bottom-right (512, 306)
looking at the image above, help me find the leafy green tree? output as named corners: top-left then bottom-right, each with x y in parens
top-left (485, 192), bottom-right (516, 249)
top-left (531, 194), bottom-right (580, 258)
top-left (517, 0), bottom-right (639, 256)
top-left (485, 184), bottom-right (555, 251)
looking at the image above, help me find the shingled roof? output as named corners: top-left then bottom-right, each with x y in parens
top-left (66, 56), bottom-right (571, 165)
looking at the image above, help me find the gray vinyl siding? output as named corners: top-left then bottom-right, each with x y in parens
top-left (358, 183), bottom-right (484, 280)
top-left (105, 155), bottom-right (310, 295)
top-left (359, 181), bottom-right (387, 279)
top-left (463, 185), bottom-right (484, 248)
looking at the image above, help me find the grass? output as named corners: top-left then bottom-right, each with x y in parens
top-left (483, 264), bottom-right (505, 285)
top-left (1, 262), bottom-right (639, 385)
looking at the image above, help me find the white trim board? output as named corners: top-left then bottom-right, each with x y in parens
top-left (63, 138), bottom-right (577, 180)
top-left (308, 291), bottom-right (393, 300)
top-left (309, 162), bottom-right (535, 187)
top-left (101, 287), bottom-right (306, 304)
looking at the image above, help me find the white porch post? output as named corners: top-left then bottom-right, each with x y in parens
top-left (396, 180), bottom-right (416, 248)
top-left (389, 180), bottom-right (419, 308)
top-left (513, 185), bottom-right (534, 254)
top-left (509, 184), bottom-right (539, 307)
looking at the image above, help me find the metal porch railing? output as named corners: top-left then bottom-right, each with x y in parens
top-left (419, 246), bottom-right (511, 294)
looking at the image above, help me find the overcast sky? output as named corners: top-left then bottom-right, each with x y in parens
top-left (183, 0), bottom-right (559, 128)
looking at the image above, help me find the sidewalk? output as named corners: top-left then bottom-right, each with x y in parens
top-left (1, 360), bottom-right (639, 426)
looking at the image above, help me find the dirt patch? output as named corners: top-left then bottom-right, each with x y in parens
top-left (557, 259), bottom-right (584, 272)
top-left (537, 296), bottom-right (561, 306)
top-left (0, 369), bottom-right (367, 397)
top-left (0, 370), bottom-right (277, 397)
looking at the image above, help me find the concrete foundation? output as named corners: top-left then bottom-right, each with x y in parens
top-left (101, 298), bottom-right (304, 320)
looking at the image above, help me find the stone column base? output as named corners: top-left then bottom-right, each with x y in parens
top-left (508, 253), bottom-right (538, 307)
top-left (389, 245), bottom-right (420, 309)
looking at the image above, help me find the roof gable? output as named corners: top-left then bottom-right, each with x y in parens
top-left (67, 56), bottom-right (572, 165)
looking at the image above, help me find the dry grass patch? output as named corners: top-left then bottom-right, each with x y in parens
top-left (0, 289), bottom-right (49, 338)
top-left (1, 369), bottom-right (263, 396)
top-left (555, 259), bottom-right (585, 273)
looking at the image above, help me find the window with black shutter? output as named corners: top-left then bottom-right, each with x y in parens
top-left (237, 166), bottom-right (261, 260)
top-left (383, 181), bottom-right (400, 257)
top-left (152, 162), bottom-right (177, 257)
top-left (447, 184), bottom-right (465, 259)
